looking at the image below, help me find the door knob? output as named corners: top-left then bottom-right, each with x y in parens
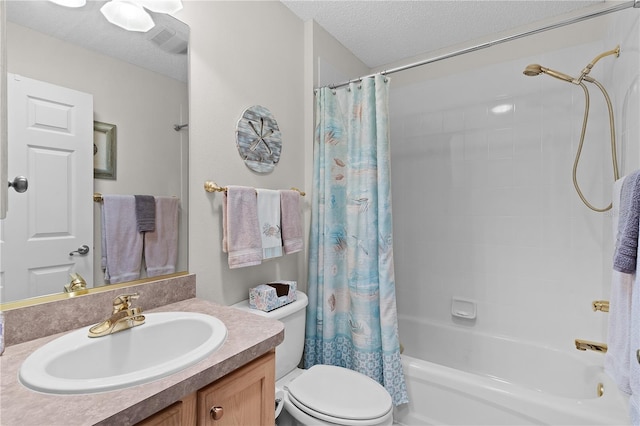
top-left (8, 176), bottom-right (28, 193)
top-left (69, 245), bottom-right (90, 256)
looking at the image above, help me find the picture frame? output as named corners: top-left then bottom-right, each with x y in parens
top-left (93, 121), bottom-right (117, 180)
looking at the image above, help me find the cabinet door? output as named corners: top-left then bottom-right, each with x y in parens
top-left (198, 351), bottom-right (275, 426)
top-left (136, 392), bottom-right (197, 426)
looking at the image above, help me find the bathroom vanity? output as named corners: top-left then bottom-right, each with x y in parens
top-left (138, 350), bottom-right (275, 425)
top-left (0, 275), bottom-right (283, 425)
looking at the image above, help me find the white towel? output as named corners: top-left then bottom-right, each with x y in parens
top-left (222, 186), bottom-right (263, 268)
top-left (144, 196), bottom-right (179, 277)
top-left (631, 396), bottom-right (639, 426)
top-left (280, 190), bottom-right (303, 254)
top-left (630, 279), bottom-right (640, 424)
top-left (101, 195), bottom-right (143, 284)
top-left (257, 189), bottom-right (283, 260)
top-left (606, 271), bottom-right (634, 395)
top-left (630, 193), bottom-right (640, 424)
top-left (605, 175), bottom-right (636, 396)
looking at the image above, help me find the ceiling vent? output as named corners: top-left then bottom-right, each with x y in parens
top-left (148, 25), bottom-right (188, 55)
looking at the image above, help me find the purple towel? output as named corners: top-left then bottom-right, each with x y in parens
top-left (144, 196), bottom-right (179, 277)
top-left (613, 171), bottom-right (640, 273)
top-left (222, 186), bottom-right (263, 269)
top-left (280, 190), bottom-right (303, 254)
top-left (101, 195), bottom-right (143, 284)
top-left (134, 195), bottom-right (156, 233)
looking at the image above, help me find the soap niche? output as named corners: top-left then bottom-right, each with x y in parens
top-left (451, 297), bottom-right (477, 325)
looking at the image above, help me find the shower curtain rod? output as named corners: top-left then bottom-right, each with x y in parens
top-left (325, 0), bottom-right (639, 90)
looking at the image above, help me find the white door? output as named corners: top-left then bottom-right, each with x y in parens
top-left (0, 74), bottom-right (93, 302)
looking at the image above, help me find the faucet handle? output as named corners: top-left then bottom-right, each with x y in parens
top-left (112, 293), bottom-right (140, 313)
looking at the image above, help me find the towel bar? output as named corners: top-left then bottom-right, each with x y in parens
top-left (204, 181), bottom-right (305, 196)
top-left (94, 193), bottom-right (177, 202)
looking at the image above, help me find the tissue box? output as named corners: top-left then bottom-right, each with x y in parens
top-left (249, 281), bottom-right (297, 312)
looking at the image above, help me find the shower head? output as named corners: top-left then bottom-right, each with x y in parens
top-left (522, 64), bottom-right (576, 84)
top-left (523, 64), bottom-right (543, 76)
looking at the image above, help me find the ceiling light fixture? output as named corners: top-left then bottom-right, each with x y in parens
top-left (48, 0), bottom-right (87, 7)
top-left (135, 0), bottom-right (183, 15)
top-left (100, 0), bottom-right (155, 33)
top-left (48, 0), bottom-right (183, 33)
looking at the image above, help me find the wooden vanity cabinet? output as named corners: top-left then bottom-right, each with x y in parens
top-left (136, 393), bottom-right (197, 426)
top-left (198, 350), bottom-right (275, 425)
top-left (137, 351), bottom-right (275, 426)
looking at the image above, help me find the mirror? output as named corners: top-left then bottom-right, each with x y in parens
top-left (1, 1), bottom-right (189, 304)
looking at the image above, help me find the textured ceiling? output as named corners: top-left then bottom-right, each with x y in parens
top-left (6, 0), bottom-right (188, 82)
top-left (7, 1), bottom-right (606, 82)
top-left (281, 0), bottom-right (605, 69)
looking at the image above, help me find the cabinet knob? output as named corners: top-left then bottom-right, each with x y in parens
top-left (210, 406), bottom-right (224, 420)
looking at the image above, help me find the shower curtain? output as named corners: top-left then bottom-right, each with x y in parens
top-left (304, 75), bottom-right (408, 406)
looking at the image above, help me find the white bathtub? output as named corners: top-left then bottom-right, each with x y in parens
top-left (393, 316), bottom-right (630, 425)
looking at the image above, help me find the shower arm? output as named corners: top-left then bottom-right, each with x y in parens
top-left (576, 46), bottom-right (620, 84)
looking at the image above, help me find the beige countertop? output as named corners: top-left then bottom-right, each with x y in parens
top-left (0, 298), bottom-right (284, 426)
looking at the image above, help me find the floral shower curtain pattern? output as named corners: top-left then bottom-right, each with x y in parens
top-left (304, 75), bottom-right (408, 406)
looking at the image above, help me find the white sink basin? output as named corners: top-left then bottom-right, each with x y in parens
top-left (19, 312), bottom-right (227, 394)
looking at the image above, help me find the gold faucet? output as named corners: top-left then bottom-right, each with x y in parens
top-left (64, 273), bottom-right (88, 294)
top-left (575, 339), bottom-right (608, 353)
top-left (88, 293), bottom-right (145, 338)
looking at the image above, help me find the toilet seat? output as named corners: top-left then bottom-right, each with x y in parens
top-left (286, 365), bottom-right (393, 425)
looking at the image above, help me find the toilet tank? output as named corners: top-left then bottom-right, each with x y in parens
top-left (232, 291), bottom-right (308, 380)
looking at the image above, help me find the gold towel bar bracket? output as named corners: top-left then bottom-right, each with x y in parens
top-left (204, 181), bottom-right (226, 193)
top-left (592, 300), bottom-right (609, 312)
top-left (204, 181), bottom-right (305, 196)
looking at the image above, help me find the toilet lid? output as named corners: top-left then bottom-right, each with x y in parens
top-left (287, 365), bottom-right (392, 421)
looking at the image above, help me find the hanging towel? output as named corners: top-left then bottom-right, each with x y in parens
top-left (222, 186), bottom-right (263, 268)
top-left (257, 189), bottom-right (283, 260)
top-left (631, 395), bottom-right (639, 426)
top-left (606, 175), bottom-right (633, 394)
top-left (134, 195), bottom-right (156, 232)
top-left (614, 172), bottom-right (640, 273)
top-left (101, 195), bottom-right (143, 284)
top-left (630, 276), bottom-right (640, 425)
top-left (280, 189), bottom-right (303, 254)
top-left (144, 196), bottom-right (179, 277)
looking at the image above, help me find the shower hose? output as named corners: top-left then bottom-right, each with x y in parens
top-left (573, 77), bottom-right (619, 212)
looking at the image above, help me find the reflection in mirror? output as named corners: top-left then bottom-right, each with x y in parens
top-left (1, 1), bottom-right (189, 304)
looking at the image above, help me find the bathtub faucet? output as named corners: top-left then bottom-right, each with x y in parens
top-left (575, 339), bottom-right (608, 353)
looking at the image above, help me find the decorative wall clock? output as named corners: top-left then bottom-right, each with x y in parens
top-left (236, 105), bottom-right (282, 173)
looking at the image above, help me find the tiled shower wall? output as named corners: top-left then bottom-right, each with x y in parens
top-left (391, 10), bottom-right (640, 352)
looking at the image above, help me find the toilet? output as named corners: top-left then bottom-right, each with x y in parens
top-left (232, 291), bottom-right (393, 426)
